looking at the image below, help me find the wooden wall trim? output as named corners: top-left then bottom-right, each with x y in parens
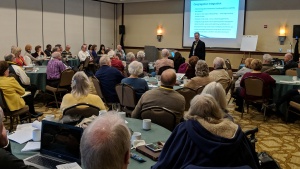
top-left (124, 46), bottom-right (286, 56)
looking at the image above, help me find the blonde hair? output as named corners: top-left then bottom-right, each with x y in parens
top-left (244, 58), bottom-right (254, 68)
top-left (12, 47), bottom-right (22, 55)
top-left (71, 71), bottom-right (90, 98)
top-left (25, 44), bottom-right (32, 52)
top-left (250, 59), bottom-right (263, 71)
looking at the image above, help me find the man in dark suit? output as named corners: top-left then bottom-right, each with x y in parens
top-left (189, 32), bottom-right (206, 60)
top-left (283, 53), bottom-right (298, 74)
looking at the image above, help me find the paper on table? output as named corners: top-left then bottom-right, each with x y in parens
top-left (279, 80), bottom-right (297, 84)
top-left (8, 129), bottom-right (32, 144)
top-left (21, 141), bottom-right (40, 152)
top-left (56, 162), bottom-right (82, 169)
top-left (21, 91), bottom-right (31, 98)
top-left (148, 84), bottom-right (158, 88)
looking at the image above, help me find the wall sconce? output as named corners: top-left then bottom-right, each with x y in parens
top-left (157, 26), bottom-right (163, 42)
top-left (278, 27), bottom-right (286, 45)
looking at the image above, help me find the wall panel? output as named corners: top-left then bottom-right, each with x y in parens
top-left (0, 0), bottom-right (16, 59)
top-left (17, 0), bottom-right (43, 53)
top-left (43, 0), bottom-right (65, 49)
top-left (65, 0), bottom-right (83, 55)
top-left (101, 2), bottom-right (115, 49)
top-left (84, 0), bottom-right (101, 48)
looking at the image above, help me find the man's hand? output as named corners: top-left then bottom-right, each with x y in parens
top-left (0, 122), bottom-right (8, 148)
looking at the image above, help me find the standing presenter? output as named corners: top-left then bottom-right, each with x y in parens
top-left (189, 32), bottom-right (206, 60)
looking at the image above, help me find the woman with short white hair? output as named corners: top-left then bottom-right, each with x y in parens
top-left (184, 60), bottom-right (213, 90)
top-left (121, 61), bottom-right (149, 101)
top-left (136, 50), bottom-right (149, 73)
top-left (152, 94), bottom-right (260, 169)
top-left (60, 71), bottom-right (106, 111)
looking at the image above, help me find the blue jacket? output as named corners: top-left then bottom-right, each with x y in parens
top-left (152, 120), bottom-right (260, 169)
top-left (95, 65), bottom-right (124, 103)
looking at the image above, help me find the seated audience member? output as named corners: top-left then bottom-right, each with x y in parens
top-left (209, 57), bottom-right (231, 90)
top-left (31, 45), bottom-right (44, 58)
top-left (173, 52), bottom-right (186, 72)
top-left (90, 44), bottom-right (100, 64)
top-left (202, 82), bottom-right (234, 121)
top-left (184, 60), bottom-right (213, 90)
top-left (5, 54), bottom-right (30, 86)
top-left (0, 108), bottom-right (38, 169)
top-left (12, 47), bottom-right (26, 66)
top-left (261, 54), bottom-right (274, 72)
top-left (136, 50), bottom-right (149, 73)
top-left (52, 47), bottom-right (60, 53)
top-left (24, 44), bottom-right (43, 66)
top-left (154, 49), bottom-right (174, 74)
top-left (44, 44), bottom-right (52, 57)
top-left (152, 94), bottom-right (260, 169)
top-left (235, 59), bottom-right (275, 112)
top-left (80, 113), bottom-right (131, 169)
top-left (46, 52), bottom-right (67, 87)
top-left (115, 45), bottom-right (126, 60)
top-left (108, 50), bottom-right (125, 73)
top-left (121, 61), bottom-right (149, 101)
top-left (0, 61), bottom-right (42, 118)
top-left (235, 58), bottom-right (253, 88)
top-left (61, 45), bottom-right (72, 58)
top-left (78, 44), bottom-right (91, 62)
top-left (184, 56), bottom-right (199, 79)
top-left (11, 45), bottom-right (16, 53)
top-left (60, 71), bottom-right (106, 111)
top-left (283, 53), bottom-right (298, 74)
top-left (55, 44), bottom-right (63, 52)
top-left (125, 52), bottom-right (136, 76)
top-left (95, 55), bottom-right (124, 103)
top-left (132, 69), bottom-right (185, 124)
top-left (97, 44), bottom-right (106, 55)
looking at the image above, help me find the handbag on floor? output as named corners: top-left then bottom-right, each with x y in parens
top-left (258, 152), bottom-right (280, 169)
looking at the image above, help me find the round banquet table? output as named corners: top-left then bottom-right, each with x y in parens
top-left (10, 118), bottom-right (172, 169)
top-left (145, 77), bottom-right (183, 90)
top-left (42, 58), bottom-right (79, 68)
top-left (271, 75), bottom-right (300, 115)
top-left (25, 66), bottom-right (47, 91)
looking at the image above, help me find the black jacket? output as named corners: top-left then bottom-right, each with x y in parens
top-left (0, 148), bottom-right (37, 169)
top-left (189, 40), bottom-right (206, 60)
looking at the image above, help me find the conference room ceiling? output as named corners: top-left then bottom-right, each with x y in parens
top-left (98, 0), bottom-right (169, 3)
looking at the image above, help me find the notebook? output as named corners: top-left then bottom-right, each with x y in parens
top-left (24, 120), bottom-right (83, 169)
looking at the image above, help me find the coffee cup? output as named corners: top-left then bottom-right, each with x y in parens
top-left (157, 81), bottom-right (161, 86)
top-left (131, 132), bottom-right (142, 144)
top-left (293, 76), bottom-right (297, 81)
top-left (32, 128), bottom-right (41, 141)
top-left (118, 112), bottom-right (126, 120)
top-left (143, 119), bottom-right (151, 130)
top-left (45, 114), bottom-right (55, 121)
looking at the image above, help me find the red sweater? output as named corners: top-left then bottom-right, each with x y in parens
top-left (111, 58), bottom-right (124, 72)
top-left (240, 72), bottom-right (275, 98)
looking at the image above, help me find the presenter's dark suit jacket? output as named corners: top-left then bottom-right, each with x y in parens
top-left (189, 40), bottom-right (206, 60)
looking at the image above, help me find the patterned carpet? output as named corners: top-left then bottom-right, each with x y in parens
top-left (3, 94), bottom-right (300, 169)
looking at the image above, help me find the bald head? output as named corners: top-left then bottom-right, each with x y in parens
top-left (80, 113), bottom-right (131, 169)
top-left (284, 53), bottom-right (293, 62)
top-left (161, 69), bottom-right (176, 86)
top-left (52, 52), bottom-right (62, 60)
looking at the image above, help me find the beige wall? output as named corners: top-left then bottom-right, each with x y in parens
top-left (0, 0), bottom-right (115, 60)
top-left (117, 0), bottom-right (299, 68)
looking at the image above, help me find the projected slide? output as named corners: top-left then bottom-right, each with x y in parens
top-left (190, 0), bottom-right (239, 38)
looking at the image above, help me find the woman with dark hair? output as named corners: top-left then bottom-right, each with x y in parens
top-left (0, 61), bottom-right (42, 118)
top-left (185, 56), bottom-right (199, 79)
top-left (91, 44), bottom-right (99, 64)
top-left (31, 45), bottom-right (44, 58)
top-left (88, 44), bottom-right (93, 55)
top-left (173, 52), bottom-right (185, 72)
top-left (97, 44), bottom-right (106, 55)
